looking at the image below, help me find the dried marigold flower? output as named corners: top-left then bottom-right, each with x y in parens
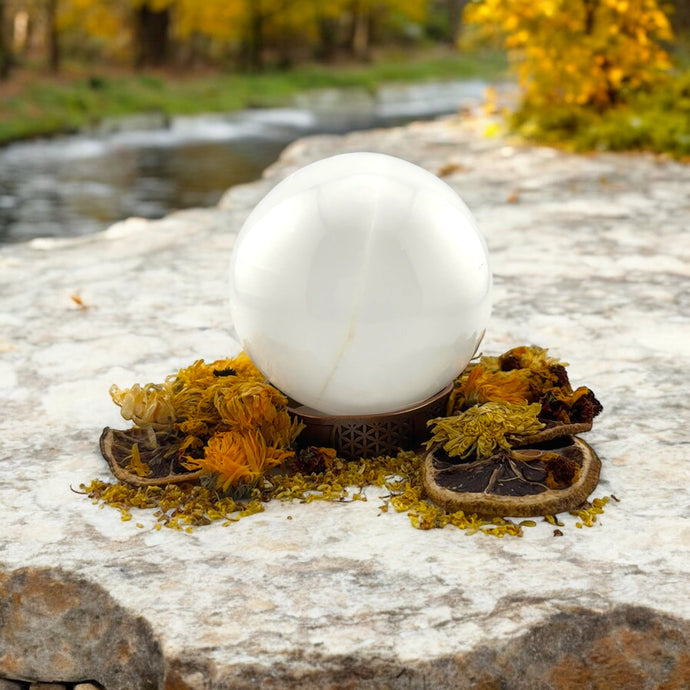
top-left (214, 381), bottom-right (285, 426)
top-left (450, 346), bottom-right (602, 428)
top-left (173, 354), bottom-right (263, 391)
top-left (108, 351), bottom-right (303, 487)
top-left (499, 345), bottom-right (568, 378)
top-left (215, 352), bottom-right (265, 381)
top-left (214, 381), bottom-right (303, 448)
top-left (184, 430), bottom-right (294, 492)
top-left (426, 401), bottom-right (544, 460)
top-left (167, 354), bottom-right (266, 427)
top-left (451, 364), bottom-right (533, 412)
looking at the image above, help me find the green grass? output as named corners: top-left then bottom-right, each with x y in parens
top-left (0, 49), bottom-right (507, 145)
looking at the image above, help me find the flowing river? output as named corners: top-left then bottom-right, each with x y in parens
top-left (0, 79), bottom-right (485, 243)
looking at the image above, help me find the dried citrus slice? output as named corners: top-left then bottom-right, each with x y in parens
top-left (99, 426), bottom-right (202, 487)
top-left (516, 420), bottom-right (593, 446)
top-left (422, 436), bottom-right (601, 517)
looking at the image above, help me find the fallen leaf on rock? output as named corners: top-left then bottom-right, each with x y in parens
top-left (438, 161), bottom-right (468, 177)
top-left (70, 294), bottom-right (89, 310)
top-left (507, 191), bottom-right (520, 204)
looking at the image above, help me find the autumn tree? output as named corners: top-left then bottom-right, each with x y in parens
top-left (171, 0), bottom-right (242, 65)
top-left (242, 0), bottom-right (273, 71)
top-left (174, 0), bottom-right (428, 70)
top-left (5, 0), bottom-right (63, 72)
top-left (465, 0), bottom-right (673, 110)
top-left (4, 0), bottom-right (433, 73)
top-left (311, 0), bottom-right (345, 59)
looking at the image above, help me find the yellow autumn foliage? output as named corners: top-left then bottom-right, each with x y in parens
top-left (464, 0), bottom-right (673, 109)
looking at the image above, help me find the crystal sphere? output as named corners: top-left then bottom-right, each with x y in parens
top-left (229, 152), bottom-right (491, 415)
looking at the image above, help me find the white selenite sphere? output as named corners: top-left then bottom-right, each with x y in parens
top-left (229, 152), bottom-right (491, 416)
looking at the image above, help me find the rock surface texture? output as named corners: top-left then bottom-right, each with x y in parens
top-left (0, 114), bottom-right (689, 689)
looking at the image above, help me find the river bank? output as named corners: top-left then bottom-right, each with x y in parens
top-left (0, 48), bottom-right (506, 145)
top-left (0, 78), bottom-right (490, 244)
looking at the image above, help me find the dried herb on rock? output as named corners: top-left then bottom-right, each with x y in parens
top-left (80, 479), bottom-right (265, 530)
top-left (83, 447), bottom-right (611, 538)
top-left (90, 344), bottom-right (609, 535)
top-left (104, 352), bottom-right (303, 490)
top-left (423, 345), bottom-right (604, 517)
top-left (448, 345), bottom-right (602, 427)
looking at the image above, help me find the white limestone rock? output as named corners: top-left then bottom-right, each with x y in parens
top-left (0, 114), bottom-right (689, 688)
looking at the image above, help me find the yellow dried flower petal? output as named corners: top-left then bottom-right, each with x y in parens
top-left (109, 351), bottom-right (303, 485)
top-left (81, 452), bottom-right (612, 539)
top-left (126, 443), bottom-right (152, 478)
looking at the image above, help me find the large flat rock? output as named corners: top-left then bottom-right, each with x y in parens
top-left (1, 114), bottom-right (689, 689)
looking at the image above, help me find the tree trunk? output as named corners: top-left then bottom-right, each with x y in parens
top-left (582, 0), bottom-right (600, 36)
top-left (447, 0), bottom-right (470, 45)
top-left (249, 4), bottom-right (264, 70)
top-left (315, 16), bottom-right (338, 61)
top-left (134, 4), bottom-right (171, 68)
top-left (240, 0), bottom-right (264, 71)
top-left (0, 0), bottom-right (10, 80)
top-left (346, 1), bottom-right (370, 60)
top-left (46, 0), bottom-right (60, 72)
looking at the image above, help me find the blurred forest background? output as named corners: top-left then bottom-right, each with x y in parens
top-left (0, 0), bottom-right (473, 73)
top-left (0, 0), bottom-right (689, 153)
top-left (0, 0), bottom-right (509, 143)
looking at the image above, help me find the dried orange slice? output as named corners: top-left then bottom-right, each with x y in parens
top-left (99, 426), bottom-right (202, 487)
top-left (422, 436), bottom-right (601, 517)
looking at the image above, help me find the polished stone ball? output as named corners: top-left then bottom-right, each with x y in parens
top-left (229, 152), bottom-right (491, 415)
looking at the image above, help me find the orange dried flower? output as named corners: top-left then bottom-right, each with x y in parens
top-left (110, 352), bottom-right (304, 486)
top-left (452, 365), bottom-right (533, 412)
top-left (184, 430), bottom-right (294, 492)
top-left (168, 355), bottom-right (265, 427)
top-left (449, 346), bottom-right (602, 426)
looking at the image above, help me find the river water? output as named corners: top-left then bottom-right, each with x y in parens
top-left (0, 79), bottom-right (485, 243)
